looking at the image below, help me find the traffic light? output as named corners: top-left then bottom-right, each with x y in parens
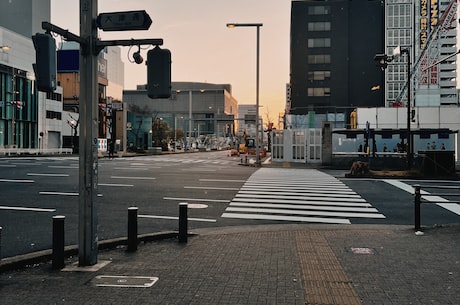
top-left (147, 46), bottom-right (171, 99)
top-left (32, 33), bottom-right (57, 92)
top-left (374, 53), bottom-right (392, 71)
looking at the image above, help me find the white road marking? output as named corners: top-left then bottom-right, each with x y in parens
top-left (222, 168), bottom-right (385, 223)
top-left (383, 179), bottom-right (460, 216)
top-left (138, 214), bottom-right (217, 222)
top-left (27, 173), bottom-right (70, 177)
top-left (98, 183), bottom-right (134, 187)
top-left (0, 179), bottom-right (34, 183)
top-left (0, 206), bottom-right (56, 212)
top-left (48, 165), bottom-right (78, 169)
top-left (221, 212), bottom-right (351, 224)
top-left (199, 179), bottom-right (246, 183)
top-left (111, 176), bottom-right (156, 180)
top-left (184, 186), bottom-right (240, 191)
top-left (163, 197), bottom-right (230, 203)
top-left (39, 191), bottom-right (103, 197)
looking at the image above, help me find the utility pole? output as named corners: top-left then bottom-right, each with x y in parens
top-left (36, 1), bottom-right (167, 267)
top-left (78, 0), bottom-right (99, 266)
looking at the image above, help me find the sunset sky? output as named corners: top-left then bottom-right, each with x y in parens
top-left (51, 0), bottom-right (291, 121)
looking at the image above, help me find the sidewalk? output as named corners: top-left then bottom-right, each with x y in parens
top-left (1, 223), bottom-right (459, 304)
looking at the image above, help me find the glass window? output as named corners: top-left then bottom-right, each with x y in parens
top-left (308, 87), bottom-right (331, 97)
top-left (308, 6), bottom-right (330, 15)
top-left (308, 38), bottom-right (331, 48)
top-left (307, 55), bottom-right (331, 64)
top-left (308, 22), bottom-right (331, 31)
top-left (308, 71), bottom-right (331, 81)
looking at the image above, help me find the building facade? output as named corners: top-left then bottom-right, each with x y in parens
top-left (385, 0), bottom-right (458, 107)
top-left (289, 0), bottom-right (384, 124)
top-left (0, 0), bottom-right (50, 38)
top-left (123, 82), bottom-right (238, 150)
top-left (0, 26), bottom-right (39, 149)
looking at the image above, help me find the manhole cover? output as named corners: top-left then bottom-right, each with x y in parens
top-left (187, 203), bottom-right (208, 209)
top-left (349, 247), bottom-right (376, 255)
top-left (93, 275), bottom-right (159, 288)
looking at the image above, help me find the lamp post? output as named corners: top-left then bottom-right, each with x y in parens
top-left (401, 48), bottom-right (412, 170)
top-left (374, 47), bottom-right (412, 169)
top-left (226, 22), bottom-right (263, 165)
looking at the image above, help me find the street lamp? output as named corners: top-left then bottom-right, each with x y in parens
top-left (226, 22), bottom-right (263, 165)
top-left (1, 45), bottom-right (10, 52)
top-left (374, 47), bottom-right (412, 169)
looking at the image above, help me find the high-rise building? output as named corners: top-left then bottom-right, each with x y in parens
top-left (385, 0), bottom-right (458, 107)
top-left (289, 0), bottom-right (384, 121)
top-left (0, 0), bottom-right (50, 38)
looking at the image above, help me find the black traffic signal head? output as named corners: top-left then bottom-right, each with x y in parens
top-left (374, 53), bottom-right (393, 70)
top-left (32, 33), bottom-right (57, 92)
top-left (147, 46), bottom-right (171, 99)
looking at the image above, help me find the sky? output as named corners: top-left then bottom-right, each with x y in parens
top-left (51, 0), bottom-right (291, 121)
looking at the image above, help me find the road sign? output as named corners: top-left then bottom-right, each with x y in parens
top-left (96, 10), bottom-right (152, 31)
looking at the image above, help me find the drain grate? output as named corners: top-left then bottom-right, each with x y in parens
top-left (93, 275), bottom-right (159, 288)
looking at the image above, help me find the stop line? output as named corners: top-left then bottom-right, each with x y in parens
top-left (221, 168), bottom-right (385, 224)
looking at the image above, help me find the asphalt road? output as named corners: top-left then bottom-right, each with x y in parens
top-left (1, 151), bottom-right (459, 258)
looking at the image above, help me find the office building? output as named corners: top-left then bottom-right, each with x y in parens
top-left (289, 0), bottom-right (384, 124)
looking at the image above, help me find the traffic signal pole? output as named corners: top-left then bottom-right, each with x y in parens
top-left (78, 0), bottom-right (99, 266)
top-left (39, 1), bottom-right (164, 267)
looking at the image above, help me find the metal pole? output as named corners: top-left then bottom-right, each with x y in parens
top-left (189, 90), bottom-right (192, 152)
top-left (255, 25), bottom-right (261, 165)
top-left (414, 185), bottom-right (421, 230)
top-left (78, 0), bottom-right (99, 266)
top-left (405, 49), bottom-right (412, 170)
top-left (178, 202), bottom-right (188, 243)
top-left (52, 215), bottom-right (65, 269)
top-left (127, 207), bottom-right (138, 252)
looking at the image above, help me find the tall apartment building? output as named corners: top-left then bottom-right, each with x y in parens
top-left (385, 0), bottom-right (458, 107)
top-left (289, 0), bottom-right (384, 124)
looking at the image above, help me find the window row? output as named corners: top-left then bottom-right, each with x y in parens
top-left (308, 6), bottom-right (330, 15)
top-left (46, 110), bottom-right (62, 120)
top-left (308, 87), bottom-right (330, 97)
top-left (386, 4), bottom-right (412, 28)
top-left (308, 71), bottom-right (331, 81)
top-left (308, 22), bottom-right (331, 31)
top-left (46, 92), bottom-right (62, 102)
top-left (308, 38), bottom-right (331, 48)
top-left (307, 54), bottom-right (331, 64)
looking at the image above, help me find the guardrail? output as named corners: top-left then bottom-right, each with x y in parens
top-left (413, 184), bottom-right (460, 230)
top-left (0, 148), bottom-right (73, 156)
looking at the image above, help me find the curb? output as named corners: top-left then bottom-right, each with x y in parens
top-left (0, 231), bottom-right (178, 272)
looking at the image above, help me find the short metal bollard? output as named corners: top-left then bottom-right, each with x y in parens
top-left (0, 226), bottom-right (2, 260)
top-left (127, 207), bottom-right (138, 252)
top-left (414, 185), bottom-right (421, 231)
top-left (178, 203), bottom-right (188, 243)
top-left (52, 215), bottom-right (66, 270)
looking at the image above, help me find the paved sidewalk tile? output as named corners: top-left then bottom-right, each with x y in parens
top-left (1, 224), bottom-right (459, 305)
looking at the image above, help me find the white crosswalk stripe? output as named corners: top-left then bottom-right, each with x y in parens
top-left (221, 168), bottom-right (385, 224)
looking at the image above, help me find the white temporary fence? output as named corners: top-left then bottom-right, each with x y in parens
top-left (271, 129), bottom-right (322, 164)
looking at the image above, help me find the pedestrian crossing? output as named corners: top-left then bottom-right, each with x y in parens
top-left (221, 168), bottom-right (385, 224)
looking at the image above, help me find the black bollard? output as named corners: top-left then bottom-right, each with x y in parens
top-left (0, 226), bottom-right (2, 259)
top-left (52, 215), bottom-right (65, 270)
top-left (414, 185), bottom-right (421, 231)
top-left (127, 207), bottom-right (138, 252)
top-left (178, 203), bottom-right (188, 243)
